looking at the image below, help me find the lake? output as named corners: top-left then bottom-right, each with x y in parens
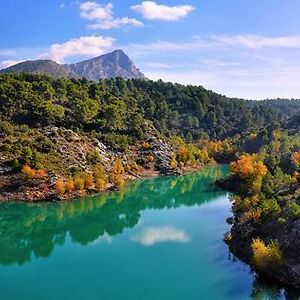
top-left (0, 165), bottom-right (297, 299)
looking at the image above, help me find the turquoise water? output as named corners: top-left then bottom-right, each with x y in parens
top-left (0, 165), bottom-right (297, 299)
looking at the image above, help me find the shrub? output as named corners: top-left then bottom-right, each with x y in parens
top-left (170, 157), bottom-right (178, 169)
top-left (65, 178), bottom-right (75, 192)
top-left (74, 176), bottom-right (85, 191)
top-left (0, 121), bottom-right (14, 136)
top-left (109, 159), bottom-right (125, 189)
top-left (251, 238), bottom-right (282, 271)
top-left (260, 199), bottom-right (281, 219)
top-left (84, 173), bottom-right (94, 189)
top-left (36, 169), bottom-right (46, 178)
top-left (55, 178), bottom-right (65, 195)
top-left (21, 165), bottom-right (36, 179)
top-left (287, 202), bottom-right (300, 219)
top-left (94, 165), bottom-right (108, 192)
top-left (95, 178), bottom-right (107, 192)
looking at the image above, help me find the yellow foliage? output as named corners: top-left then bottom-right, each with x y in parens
top-left (251, 238), bottom-right (282, 271)
top-left (55, 178), bottom-right (65, 195)
top-left (109, 159), bottom-right (125, 189)
top-left (95, 178), bottom-right (107, 192)
top-left (74, 176), bottom-right (85, 191)
top-left (170, 156), bottom-right (178, 169)
top-left (148, 154), bottom-right (154, 162)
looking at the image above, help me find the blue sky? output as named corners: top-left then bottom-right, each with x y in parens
top-left (1, 0), bottom-right (300, 99)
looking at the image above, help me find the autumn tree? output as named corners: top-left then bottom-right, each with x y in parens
top-left (231, 154), bottom-right (268, 194)
top-left (109, 159), bottom-right (125, 189)
top-left (55, 178), bottom-right (65, 195)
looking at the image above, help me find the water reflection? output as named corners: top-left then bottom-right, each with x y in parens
top-left (131, 226), bottom-right (191, 246)
top-left (0, 166), bottom-right (227, 266)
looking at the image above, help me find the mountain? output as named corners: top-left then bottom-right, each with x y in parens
top-left (64, 50), bottom-right (145, 80)
top-left (0, 60), bottom-right (72, 78)
top-left (0, 50), bottom-right (145, 80)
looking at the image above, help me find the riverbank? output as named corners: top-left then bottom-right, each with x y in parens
top-left (0, 124), bottom-right (214, 202)
top-left (0, 162), bottom-right (209, 202)
top-left (216, 164), bottom-right (300, 290)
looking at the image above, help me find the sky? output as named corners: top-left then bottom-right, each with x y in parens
top-left (1, 0), bottom-right (300, 99)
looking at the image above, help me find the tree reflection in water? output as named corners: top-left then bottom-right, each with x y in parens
top-left (0, 166), bottom-right (227, 266)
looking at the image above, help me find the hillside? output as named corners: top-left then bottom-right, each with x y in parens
top-left (0, 60), bottom-right (72, 78)
top-left (0, 73), bottom-right (299, 203)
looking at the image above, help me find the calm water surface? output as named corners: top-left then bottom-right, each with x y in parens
top-left (0, 165), bottom-right (298, 299)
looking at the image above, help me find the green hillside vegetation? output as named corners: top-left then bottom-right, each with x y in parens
top-left (0, 73), bottom-right (286, 142)
top-left (0, 60), bottom-right (73, 78)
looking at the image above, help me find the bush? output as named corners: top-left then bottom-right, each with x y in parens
top-left (84, 173), bottom-right (94, 189)
top-left (260, 199), bottom-right (281, 219)
top-left (251, 238), bottom-right (282, 271)
top-left (94, 165), bottom-right (108, 192)
top-left (65, 178), bottom-right (75, 192)
top-left (74, 175), bottom-right (85, 191)
top-left (109, 159), bottom-right (125, 189)
top-left (36, 169), bottom-right (46, 178)
top-left (95, 178), bottom-right (107, 192)
top-left (0, 121), bottom-right (14, 136)
top-left (55, 178), bottom-right (65, 195)
top-left (287, 202), bottom-right (300, 219)
top-left (21, 165), bottom-right (36, 179)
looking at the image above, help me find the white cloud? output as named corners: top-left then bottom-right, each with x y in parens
top-left (0, 60), bottom-right (22, 69)
top-left (38, 35), bottom-right (114, 63)
top-left (131, 226), bottom-right (190, 246)
top-left (80, 1), bottom-right (143, 30)
top-left (131, 1), bottom-right (194, 21)
top-left (211, 34), bottom-right (300, 49)
top-left (90, 17), bottom-right (143, 30)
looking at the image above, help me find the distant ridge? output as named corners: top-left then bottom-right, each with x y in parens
top-left (0, 60), bottom-right (72, 78)
top-left (0, 50), bottom-right (145, 80)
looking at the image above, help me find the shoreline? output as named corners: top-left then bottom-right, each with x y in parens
top-left (217, 177), bottom-right (300, 291)
top-left (0, 163), bottom-right (212, 203)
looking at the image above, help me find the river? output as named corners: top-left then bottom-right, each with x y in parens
top-left (0, 165), bottom-right (297, 299)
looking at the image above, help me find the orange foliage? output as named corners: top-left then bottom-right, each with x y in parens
top-left (65, 178), bottom-right (75, 192)
top-left (230, 154), bottom-right (268, 179)
top-left (84, 173), bottom-right (94, 189)
top-left (36, 169), bottom-right (46, 178)
top-left (292, 151), bottom-right (300, 167)
top-left (180, 145), bottom-right (188, 163)
top-left (142, 141), bottom-right (150, 149)
top-left (22, 165), bottom-right (36, 179)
